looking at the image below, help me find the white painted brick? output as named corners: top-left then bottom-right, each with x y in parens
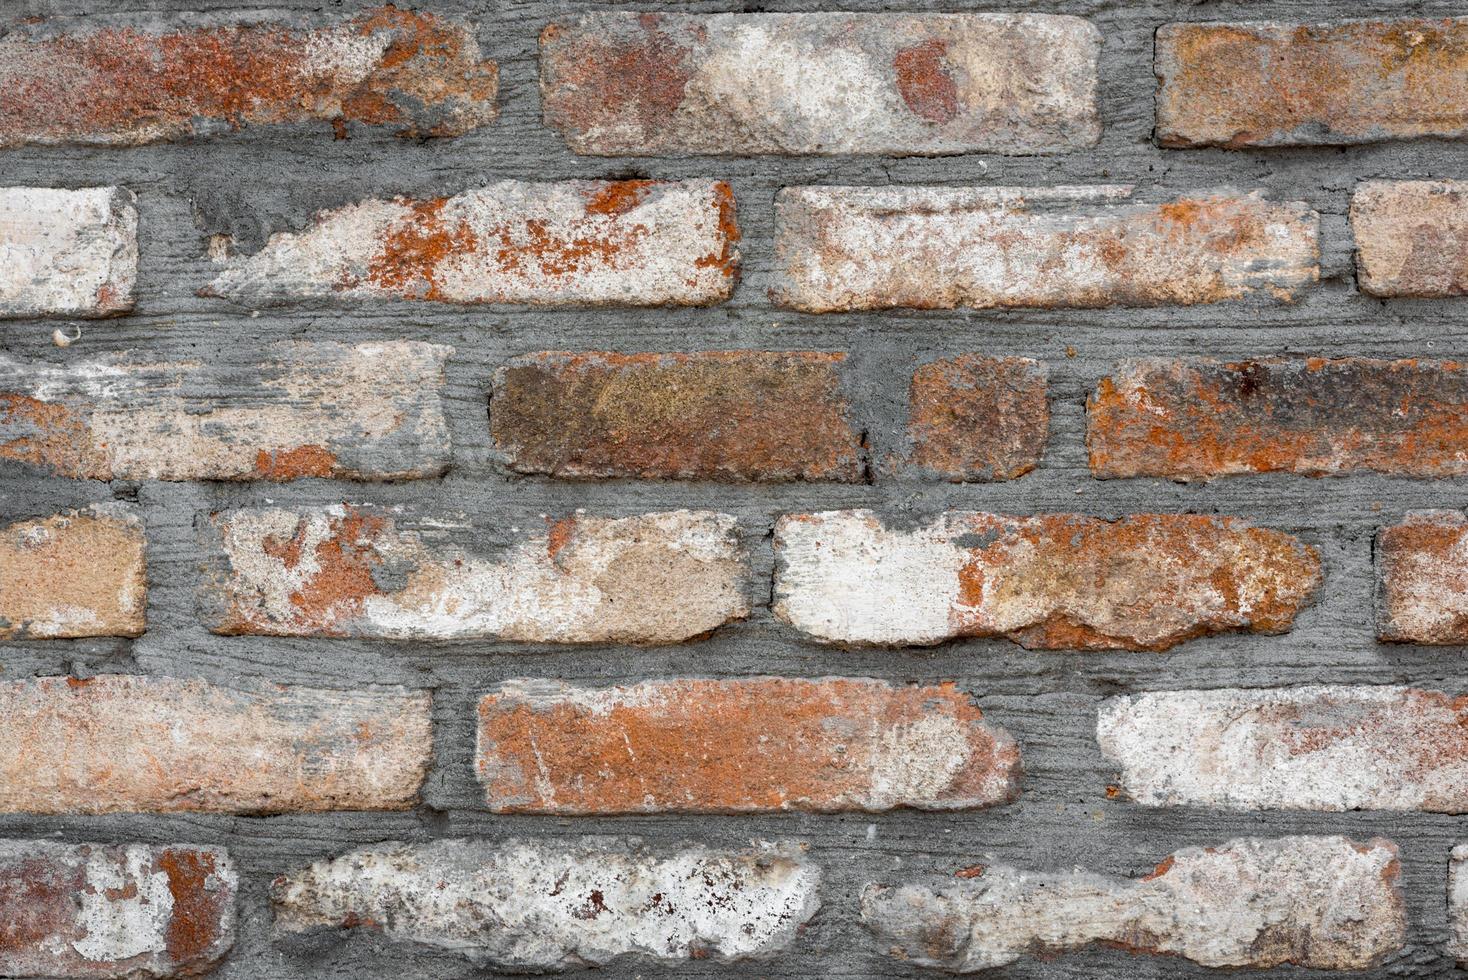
top-left (0, 187), bottom-right (136, 317)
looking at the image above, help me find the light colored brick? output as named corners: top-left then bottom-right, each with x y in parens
top-left (1352, 180), bottom-right (1468, 297)
top-left (203, 180), bottom-right (738, 308)
top-left (1157, 19), bottom-right (1468, 148)
top-left (204, 507), bottom-right (748, 643)
top-left (1449, 845), bottom-right (1468, 965)
top-left (0, 8), bottom-right (497, 147)
top-left (1099, 685), bottom-right (1468, 811)
top-left (476, 677), bottom-right (1020, 814)
top-left (863, 836), bottom-right (1404, 971)
top-left (273, 839), bottom-right (818, 969)
top-left (905, 356), bottom-right (1047, 481)
top-left (771, 186), bottom-right (1317, 312)
top-left (773, 510), bottom-right (1319, 650)
top-left (0, 841), bottom-right (236, 979)
top-left (0, 504), bottom-right (145, 639)
top-left (491, 351), bottom-right (863, 481)
top-left (1376, 511), bottom-right (1468, 644)
top-left (0, 341), bottom-right (448, 481)
top-left (0, 675), bottom-right (429, 814)
top-left (0, 187), bottom-right (136, 318)
top-left (541, 13), bottom-right (1099, 156)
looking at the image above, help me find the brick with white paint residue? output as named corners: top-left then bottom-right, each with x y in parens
top-left (1450, 845), bottom-right (1468, 966)
top-left (1353, 180), bottom-right (1468, 297)
top-left (1376, 510), bottom-right (1468, 643)
top-left (0, 187), bottom-right (136, 318)
top-left (0, 503), bottom-right (145, 639)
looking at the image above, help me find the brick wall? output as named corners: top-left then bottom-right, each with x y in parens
top-left (2, 1), bottom-right (1467, 977)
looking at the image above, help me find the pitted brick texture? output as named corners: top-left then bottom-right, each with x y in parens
top-left (1376, 511), bottom-right (1468, 644)
top-left (0, 504), bottom-right (145, 639)
top-left (1352, 180), bottom-right (1468, 297)
top-left (905, 356), bottom-right (1048, 481)
top-left (476, 677), bottom-right (1021, 814)
top-left (1450, 845), bottom-right (1468, 966)
top-left (0, 187), bottom-right (137, 318)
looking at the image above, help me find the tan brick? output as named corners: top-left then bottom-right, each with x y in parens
top-left (863, 836), bottom-right (1404, 971)
top-left (476, 677), bottom-right (1020, 814)
top-left (1157, 19), bottom-right (1468, 148)
top-left (0, 841), bottom-right (236, 979)
top-left (774, 510), bottom-right (1319, 650)
top-left (204, 506), bottom-right (748, 644)
top-left (905, 356), bottom-right (1047, 481)
top-left (1089, 357), bottom-right (1468, 479)
top-left (0, 504), bottom-right (145, 639)
top-left (541, 13), bottom-right (1099, 156)
top-left (1376, 511), bottom-right (1468, 644)
top-left (0, 341), bottom-right (448, 481)
top-left (0, 8), bottom-right (496, 147)
top-left (771, 186), bottom-right (1317, 312)
top-left (0, 675), bottom-right (429, 814)
top-left (1352, 180), bottom-right (1468, 297)
top-left (491, 351), bottom-right (863, 481)
top-left (0, 187), bottom-right (136, 318)
top-left (1450, 845), bottom-right (1468, 965)
top-left (203, 180), bottom-right (738, 308)
top-left (1099, 685), bottom-right (1468, 811)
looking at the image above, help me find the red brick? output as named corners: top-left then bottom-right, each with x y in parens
top-left (1352, 180), bottom-right (1468, 297)
top-left (906, 356), bottom-right (1047, 481)
top-left (0, 504), bottom-right (145, 639)
top-left (1376, 511), bottom-right (1468, 644)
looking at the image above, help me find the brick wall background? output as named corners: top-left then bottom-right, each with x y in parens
top-left (4, 0), bottom-right (1468, 976)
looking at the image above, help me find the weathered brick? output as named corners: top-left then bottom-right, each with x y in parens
top-left (0, 675), bottom-right (429, 814)
top-left (0, 341), bottom-right (448, 481)
top-left (1375, 511), bottom-right (1468, 644)
top-left (0, 187), bottom-right (136, 318)
top-left (773, 510), bottom-right (1319, 650)
top-left (273, 839), bottom-right (819, 969)
top-left (0, 841), bottom-right (236, 979)
top-left (1450, 845), bottom-right (1468, 965)
top-left (1157, 19), bottom-right (1468, 148)
top-left (0, 8), bottom-right (496, 147)
top-left (1352, 180), bottom-right (1468, 297)
top-left (905, 356), bottom-right (1047, 481)
top-left (863, 836), bottom-right (1404, 971)
top-left (203, 507), bottom-right (747, 643)
top-left (1099, 685), bottom-right (1468, 811)
top-left (1089, 357), bottom-right (1468, 479)
top-left (476, 677), bottom-right (1020, 814)
top-left (491, 351), bottom-right (863, 481)
top-left (771, 186), bottom-right (1317, 312)
top-left (0, 504), bottom-right (145, 639)
top-left (540, 13), bottom-right (1099, 156)
top-left (203, 180), bottom-right (738, 307)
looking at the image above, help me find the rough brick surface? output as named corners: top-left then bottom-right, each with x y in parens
top-left (0, 841), bottom-right (236, 979)
top-left (862, 836), bottom-right (1404, 971)
top-left (1376, 511), bottom-right (1468, 644)
top-left (1352, 180), bottom-right (1468, 297)
top-left (273, 839), bottom-right (819, 969)
top-left (203, 180), bottom-right (738, 308)
top-left (1450, 845), bottom-right (1468, 966)
top-left (1099, 685), bottom-right (1468, 811)
top-left (0, 675), bottom-right (430, 814)
top-left (540, 13), bottom-right (1099, 156)
top-left (773, 510), bottom-right (1320, 650)
top-left (204, 506), bottom-right (747, 643)
top-left (905, 356), bottom-right (1048, 481)
top-left (0, 187), bottom-right (137, 318)
top-left (0, 341), bottom-right (448, 481)
top-left (1089, 357), bottom-right (1468, 479)
top-left (476, 677), bottom-right (1020, 814)
top-left (491, 351), bottom-right (863, 481)
top-left (0, 8), bottom-right (497, 147)
top-left (771, 186), bottom-right (1318, 312)
top-left (0, 504), bottom-right (145, 639)
top-left (1156, 19), bottom-right (1468, 148)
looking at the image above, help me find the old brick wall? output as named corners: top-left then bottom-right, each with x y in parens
top-left (3, 0), bottom-right (1468, 976)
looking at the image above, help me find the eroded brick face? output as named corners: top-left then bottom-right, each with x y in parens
top-left (773, 510), bottom-right (1320, 650)
top-left (273, 839), bottom-right (819, 969)
top-left (1376, 511), bottom-right (1468, 644)
top-left (0, 187), bottom-right (136, 318)
top-left (476, 677), bottom-right (1021, 813)
top-left (771, 186), bottom-right (1318, 311)
top-left (1157, 19), bottom-right (1468, 148)
top-left (0, 675), bottom-right (429, 814)
top-left (203, 180), bottom-right (739, 308)
top-left (905, 356), bottom-right (1048, 481)
top-left (540, 13), bottom-right (1099, 155)
top-left (0, 8), bottom-right (497, 147)
top-left (1089, 357), bottom-right (1468, 479)
top-left (203, 506), bottom-right (748, 643)
top-left (1099, 685), bottom-right (1468, 811)
top-left (0, 504), bottom-right (145, 639)
top-left (862, 836), bottom-right (1405, 971)
top-left (491, 351), bottom-right (863, 481)
top-left (1450, 845), bottom-right (1468, 966)
top-left (1352, 180), bottom-right (1468, 297)
top-left (0, 841), bottom-right (237, 979)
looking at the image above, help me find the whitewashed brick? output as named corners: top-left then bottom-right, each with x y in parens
top-left (0, 187), bottom-right (136, 317)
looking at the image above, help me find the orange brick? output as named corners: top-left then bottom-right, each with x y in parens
top-left (0, 505), bottom-right (145, 639)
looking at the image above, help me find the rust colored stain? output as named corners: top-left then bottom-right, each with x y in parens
top-left (491, 351), bottom-right (865, 481)
top-left (0, 393), bottom-right (110, 478)
top-left (954, 864), bottom-right (987, 879)
top-left (253, 444), bottom-right (338, 480)
top-left (1377, 513), bottom-right (1468, 643)
top-left (158, 848), bottom-right (227, 964)
top-left (1140, 855), bottom-right (1176, 881)
top-left (583, 180), bottom-right (656, 216)
top-left (894, 40), bottom-right (960, 123)
top-left (0, 857), bottom-right (74, 955)
top-left (693, 182), bottom-right (741, 278)
top-left (359, 198), bottom-right (480, 300)
top-left (545, 516), bottom-right (577, 561)
top-left (907, 355), bottom-right (1048, 481)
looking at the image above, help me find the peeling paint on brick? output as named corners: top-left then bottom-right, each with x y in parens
top-left (1375, 510), bottom-right (1468, 643)
top-left (862, 836), bottom-right (1404, 970)
top-left (0, 503), bottom-right (145, 639)
top-left (773, 510), bottom-right (1319, 650)
top-left (272, 838), bottom-right (818, 968)
top-left (0, 187), bottom-right (137, 318)
top-left (1353, 180), bottom-right (1468, 297)
top-left (905, 355), bottom-right (1048, 481)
